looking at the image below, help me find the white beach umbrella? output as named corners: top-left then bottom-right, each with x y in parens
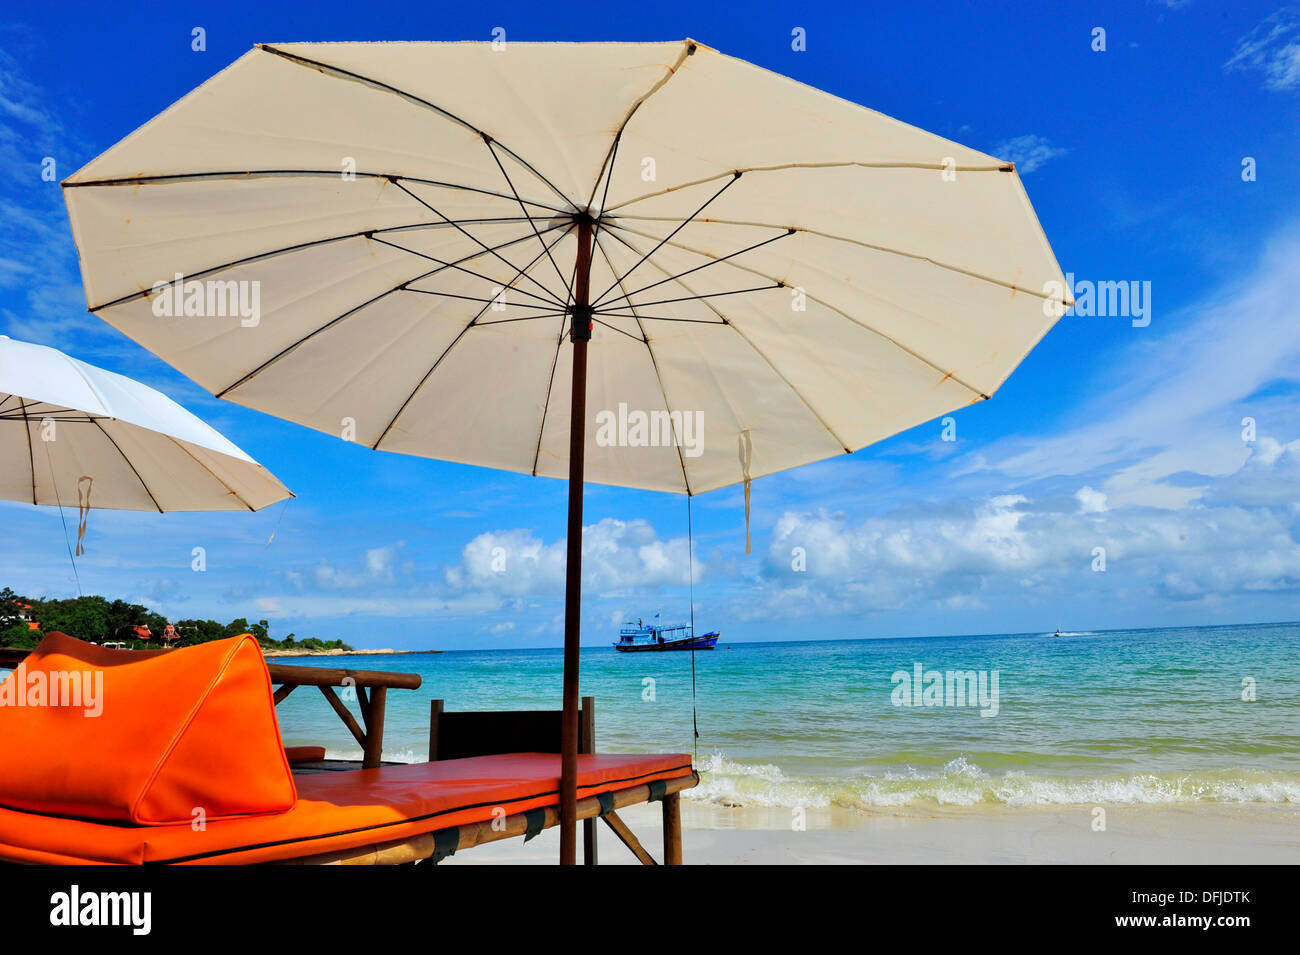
top-left (0, 335), bottom-right (291, 515)
top-left (61, 39), bottom-right (1070, 862)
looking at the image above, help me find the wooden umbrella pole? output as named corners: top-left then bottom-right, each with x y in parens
top-left (561, 214), bottom-right (594, 865)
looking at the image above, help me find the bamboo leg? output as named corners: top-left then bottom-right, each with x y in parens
top-left (663, 792), bottom-right (682, 865)
top-left (602, 811), bottom-right (656, 865)
top-left (361, 686), bottom-right (386, 769)
top-left (581, 696), bottom-right (597, 865)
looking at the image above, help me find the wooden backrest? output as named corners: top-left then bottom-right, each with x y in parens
top-left (429, 697), bottom-right (594, 761)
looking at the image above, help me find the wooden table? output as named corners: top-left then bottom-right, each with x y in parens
top-left (267, 661), bottom-right (421, 768)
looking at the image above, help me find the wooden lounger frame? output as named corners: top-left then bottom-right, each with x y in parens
top-left (278, 771), bottom-right (697, 866)
top-left (0, 647), bottom-right (695, 865)
top-left (279, 696), bottom-right (695, 865)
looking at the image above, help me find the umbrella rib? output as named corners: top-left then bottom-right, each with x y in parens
top-left (0, 412), bottom-right (112, 422)
top-left (462, 223), bottom-right (577, 324)
top-left (593, 227), bottom-right (796, 308)
top-left (610, 221), bottom-right (990, 400)
top-left (401, 288), bottom-right (564, 312)
top-left (722, 320), bottom-right (853, 453)
top-left (65, 169), bottom-right (570, 216)
top-left (599, 228), bottom-right (852, 453)
top-left (18, 399), bottom-right (37, 505)
top-left (585, 39), bottom-right (697, 214)
top-left (89, 217), bottom-right (536, 313)
top-left (590, 317), bottom-right (648, 344)
top-left (588, 131), bottom-right (621, 256)
top-left (603, 160), bottom-right (1014, 214)
top-left (590, 232), bottom-right (692, 494)
top-left (605, 283), bottom-right (785, 310)
top-left (92, 420), bottom-right (164, 513)
top-left (590, 172), bottom-right (742, 309)
top-left (257, 44), bottom-right (576, 211)
top-left (530, 230), bottom-right (585, 477)
top-left (474, 311), bottom-right (570, 326)
top-left (163, 435), bottom-right (255, 511)
top-left (372, 231), bottom-right (569, 310)
top-left (612, 215), bottom-right (1058, 304)
top-left (593, 313), bottom-right (727, 324)
top-left (216, 227), bottom-right (568, 398)
top-left (390, 179), bottom-right (568, 309)
top-left (485, 137), bottom-right (574, 300)
top-left (375, 225), bottom-right (576, 451)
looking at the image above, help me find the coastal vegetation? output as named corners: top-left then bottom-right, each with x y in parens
top-left (0, 587), bottom-right (352, 653)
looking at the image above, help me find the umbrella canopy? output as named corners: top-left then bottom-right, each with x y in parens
top-left (0, 335), bottom-right (291, 512)
top-left (61, 39), bottom-right (1069, 863)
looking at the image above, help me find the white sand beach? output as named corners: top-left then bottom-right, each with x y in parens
top-left (444, 800), bottom-right (1300, 865)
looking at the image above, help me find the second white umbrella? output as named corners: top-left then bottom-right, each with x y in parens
top-left (0, 335), bottom-right (291, 513)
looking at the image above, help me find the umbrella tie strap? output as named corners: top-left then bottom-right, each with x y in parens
top-left (75, 476), bottom-right (93, 557)
top-left (738, 430), bottom-right (753, 555)
top-left (523, 807), bottom-right (547, 842)
top-left (429, 826), bottom-right (458, 864)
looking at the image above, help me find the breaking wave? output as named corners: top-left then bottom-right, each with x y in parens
top-left (690, 753), bottom-right (1300, 810)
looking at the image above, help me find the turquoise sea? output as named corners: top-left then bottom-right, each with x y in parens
top-left (274, 622), bottom-right (1300, 811)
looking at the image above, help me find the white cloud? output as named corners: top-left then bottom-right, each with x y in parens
top-left (443, 518), bottom-right (698, 598)
top-left (992, 134), bottom-right (1067, 174)
top-left (1226, 8), bottom-right (1300, 91)
top-left (744, 432), bottom-right (1300, 621)
top-left (960, 226), bottom-right (1300, 508)
top-left (1075, 486), bottom-right (1108, 513)
top-left (310, 542), bottom-right (406, 589)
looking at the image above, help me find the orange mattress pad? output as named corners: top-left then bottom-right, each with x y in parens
top-left (0, 752), bottom-right (693, 864)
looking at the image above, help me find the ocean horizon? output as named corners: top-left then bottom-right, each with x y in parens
top-left (271, 620), bottom-right (1300, 814)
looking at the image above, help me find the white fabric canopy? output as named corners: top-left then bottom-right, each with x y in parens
top-left (0, 336), bottom-right (291, 511)
top-left (63, 39), bottom-right (1069, 494)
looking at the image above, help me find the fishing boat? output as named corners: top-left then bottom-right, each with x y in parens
top-left (615, 617), bottom-right (719, 652)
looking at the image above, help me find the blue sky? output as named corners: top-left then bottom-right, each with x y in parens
top-left (1, 1), bottom-right (1298, 649)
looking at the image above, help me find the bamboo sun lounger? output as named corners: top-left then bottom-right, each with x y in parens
top-left (0, 633), bottom-right (697, 865)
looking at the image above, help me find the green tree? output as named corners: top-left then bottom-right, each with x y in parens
top-left (0, 622), bottom-right (38, 649)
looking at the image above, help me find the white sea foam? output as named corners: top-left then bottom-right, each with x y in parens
top-left (309, 747), bottom-right (1299, 810)
top-left (691, 753), bottom-right (1300, 810)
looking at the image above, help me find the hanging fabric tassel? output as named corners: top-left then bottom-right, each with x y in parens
top-left (75, 475), bottom-right (93, 557)
top-left (738, 429), bottom-right (753, 555)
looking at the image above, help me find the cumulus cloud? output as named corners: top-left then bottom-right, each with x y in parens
top-left (443, 518), bottom-right (698, 598)
top-left (1075, 486), bottom-right (1108, 514)
top-left (747, 435), bottom-right (1300, 620)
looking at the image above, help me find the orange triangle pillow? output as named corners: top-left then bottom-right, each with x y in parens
top-left (0, 632), bottom-right (296, 824)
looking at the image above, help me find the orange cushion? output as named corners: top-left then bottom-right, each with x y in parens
top-left (0, 753), bottom-right (694, 864)
top-left (0, 632), bottom-right (294, 824)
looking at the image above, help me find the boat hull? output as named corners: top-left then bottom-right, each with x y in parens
top-left (614, 633), bottom-right (719, 652)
